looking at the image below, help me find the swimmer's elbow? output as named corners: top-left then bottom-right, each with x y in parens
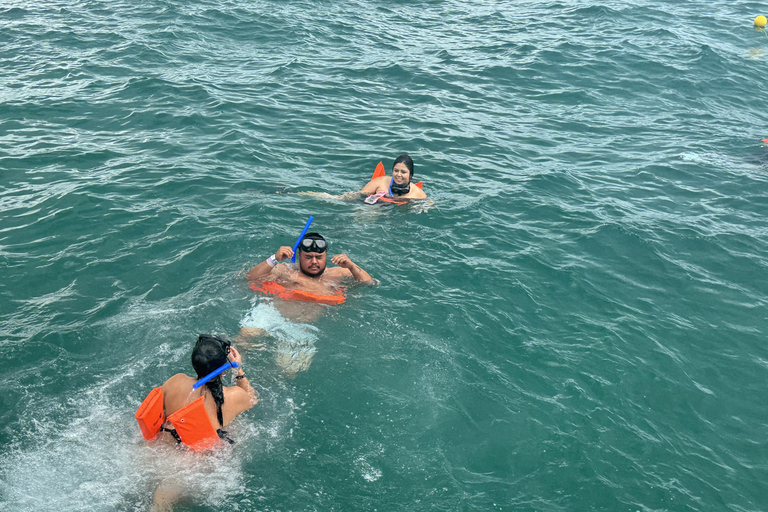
top-left (236, 392), bottom-right (258, 414)
top-left (360, 180), bottom-right (378, 194)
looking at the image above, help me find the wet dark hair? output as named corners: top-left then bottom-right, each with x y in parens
top-left (393, 154), bottom-right (414, 179)
top-left (192, 334), bottom-right (230, 426)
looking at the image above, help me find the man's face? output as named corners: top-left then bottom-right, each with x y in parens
top-left (299, 251), bottom-right (326, 277)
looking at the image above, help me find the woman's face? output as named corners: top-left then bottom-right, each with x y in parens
top-left (392, 163), bottom-right (411, 185)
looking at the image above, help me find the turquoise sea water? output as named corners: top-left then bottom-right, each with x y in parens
top-left (2, 1), bottom-right (768, 510)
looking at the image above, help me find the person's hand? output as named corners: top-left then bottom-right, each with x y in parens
top-left (332, 254), bottom-right (372, 283)
top-left (275, 246), bottom-right (294, 262)
top-left (331, 254), bottom-right (355, 269)
top-left (229, 347), bottom-right (243, 365)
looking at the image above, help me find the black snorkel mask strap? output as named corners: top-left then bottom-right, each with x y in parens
top-left (389, 178), bottom-right (411, 196)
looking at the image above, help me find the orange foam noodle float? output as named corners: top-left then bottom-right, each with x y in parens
top-left (250, 281), bottom-right (346, 305)
top-left (762, 139), bottom-right (768, 143)
top-left (135, 387), bottom-right (165, 441)
top-left (166, 396), bottom-right (221, 452)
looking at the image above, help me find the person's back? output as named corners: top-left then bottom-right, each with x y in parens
top-left (137, 334), bottom-right (258, 448)
top-left (160, 370), bottom-right (254, 433)
top-left (137, 334), bottom-right (258, 511)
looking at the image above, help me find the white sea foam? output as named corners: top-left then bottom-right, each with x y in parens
top-left (0, 298), bottom-right (302, 512)
top-left (0, 387), bottom-right (246, 511)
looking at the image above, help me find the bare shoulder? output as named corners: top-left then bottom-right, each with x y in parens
top-left (162, 373), bottom-right (194, 393)
top-left (254, 262), bottom-right (289, 283)
top-left (409, 187), bottom-right (427, 199)
top-left (271, 263), bottom-right (291, 279)
top-left (361, 175), bottom-right (390, 193)
top-left (164, 373), bottom-right (191, 385)
top-left (224, 385), bottom-right (248, 402)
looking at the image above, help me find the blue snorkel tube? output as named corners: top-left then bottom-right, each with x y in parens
top-left (291, 216), bottom-right (314, 263)
top-left (192, 361), bottom-right (240, 390)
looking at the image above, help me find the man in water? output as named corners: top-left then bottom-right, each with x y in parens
top-left (247, 232), bottom-right (372, 295)
top-left (240, 232), bottom-right (373, 375)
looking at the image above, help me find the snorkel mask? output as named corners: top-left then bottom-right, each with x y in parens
top-left (216, 336), bottom-right (231, 356)
top-left (298, 237), bottom-right (327, 253)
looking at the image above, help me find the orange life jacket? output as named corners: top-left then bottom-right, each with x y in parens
top-left (135, 387), bottom-right (221, 451)
top-left (368, 161), bottom-right (422, 204)
top-left (250, 280), bottom-right (346, 305)
top-left (135, 386), bottom-right (164, 441)
top-left (166, 396), bottom-right (220, 451)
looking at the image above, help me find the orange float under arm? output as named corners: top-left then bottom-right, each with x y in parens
top-left (135, 387), bottom-right (165, 441)
top-left (166, 396), bottom-right (221, 451)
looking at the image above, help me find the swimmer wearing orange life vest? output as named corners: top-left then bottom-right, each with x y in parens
top-left (136, 334), bottom-right (258, 451)
top-left (246, 232), bottom-right (373, 310)
top-left (137, 335), bottom-right (257, 511)
top-left (361, 154), bottom-right (427, 201)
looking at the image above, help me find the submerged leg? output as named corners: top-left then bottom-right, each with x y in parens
top-left (274, 338), bottom-right (316, 378)
top-left (234, 326), bottom-right (267, 350)
top-left (151, 482), bottom-right (182, 512)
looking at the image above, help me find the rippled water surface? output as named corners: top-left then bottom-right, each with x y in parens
top-left (2, 1), bottom-right (768, 510)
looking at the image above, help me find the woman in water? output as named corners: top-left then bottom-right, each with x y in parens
top-left (156, 334), bottom-right (258, 446)
top-left (147, 334), bottom-right (258, 511)
top-left (298, 154), bottom-right (428, 203)
top-left (360, 154), bottom-right (427, 200)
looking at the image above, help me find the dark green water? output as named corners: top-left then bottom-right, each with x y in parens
top-left (2, 1), bottom-right (768, 510)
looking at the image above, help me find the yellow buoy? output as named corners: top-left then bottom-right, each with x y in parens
top-left (755, 15), bottom-right (767, 27)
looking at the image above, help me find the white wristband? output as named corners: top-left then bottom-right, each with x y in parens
top-left (266, 254), bottom-right (278, 267)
